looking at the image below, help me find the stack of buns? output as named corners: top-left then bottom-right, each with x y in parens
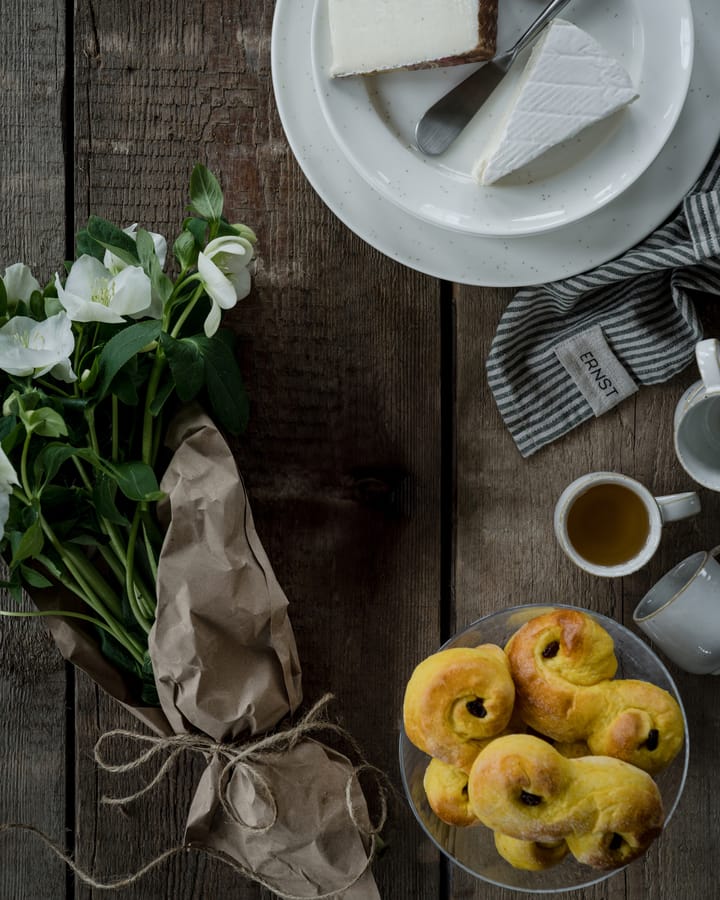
top-left (402, 608), bottom-right (684, 872)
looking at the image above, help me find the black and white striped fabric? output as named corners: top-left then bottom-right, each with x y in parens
top-left (486, 143), bottom-right (720, 457)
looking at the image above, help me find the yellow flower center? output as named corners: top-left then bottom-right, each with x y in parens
top-left (91, 279), bottom-right (115, 307)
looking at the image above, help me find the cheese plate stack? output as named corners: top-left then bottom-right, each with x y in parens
top-left (315, 0), bottom-right (693, 239)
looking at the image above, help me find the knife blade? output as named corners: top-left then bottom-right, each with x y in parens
top-left (415, 0), bottom-right (574, 156)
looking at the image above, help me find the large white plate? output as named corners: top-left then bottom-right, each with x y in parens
top-left (271, 0), bottom-right (719, 287)
top-left (312, 0), bottom-right (694, 237)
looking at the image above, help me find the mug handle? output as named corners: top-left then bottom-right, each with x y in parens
top-left (655, 492), bottom-right (701, 522)
top-left (696, 339), bottom-right (720, 395)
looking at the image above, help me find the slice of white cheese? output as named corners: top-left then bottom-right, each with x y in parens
top-left (473, 19), bottom-right (638, 186)
top-left (329, 0), bottom-right (497, 78)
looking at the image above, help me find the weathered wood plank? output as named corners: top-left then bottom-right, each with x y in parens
top-left (0, 2), bottom-right (69, 898)
top-left (452, 286), bottom-right (720, 899)
top-left (73, 0), bottom-right (443, 897)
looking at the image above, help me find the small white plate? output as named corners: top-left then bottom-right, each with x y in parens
top-left (312, 0), bottom-right (694, 237)
top-left (271, 0), bottom-right (719, 287)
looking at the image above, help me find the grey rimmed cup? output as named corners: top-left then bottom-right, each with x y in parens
top-left (634, 547), bottom-right (720, 674)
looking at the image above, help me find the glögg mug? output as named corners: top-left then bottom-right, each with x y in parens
top-left (554, 472), bottom-right (701, 578)
top-left (674, 338), bottom-right (720, 491)
top-left (634, 547), bottom-right (720, 674)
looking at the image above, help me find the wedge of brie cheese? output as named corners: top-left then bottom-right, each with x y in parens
top-left (329, 0), bottom-right (497, 77)
top-left (474, 20), bottom-right (638, 186)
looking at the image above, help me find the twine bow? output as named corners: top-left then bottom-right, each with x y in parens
top-left (1, 694), bottom-right (390, 899)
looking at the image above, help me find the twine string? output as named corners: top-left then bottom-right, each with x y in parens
top-left (0, 694), bottom-right (391, 899)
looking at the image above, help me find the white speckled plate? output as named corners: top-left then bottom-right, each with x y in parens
top-left (312, 0), bottom-right (694, 238)
top-left (271, 0), bottom-right (719, 286)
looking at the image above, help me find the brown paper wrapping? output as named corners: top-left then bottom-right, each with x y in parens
top-left (149, 406), bottom-right (303, 740)
top-left (30, 406), bottom-right (381, 898)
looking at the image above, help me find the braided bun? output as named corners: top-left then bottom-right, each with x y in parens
top-left (505, 609), bottom-right (684, 774)
top-left (468, 734), bottom-right (664, 870)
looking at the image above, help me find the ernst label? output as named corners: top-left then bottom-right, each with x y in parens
top-left (555, 325), bottom-right (637, 416)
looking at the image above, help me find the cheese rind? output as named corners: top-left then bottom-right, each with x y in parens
top-left (329, 0), bottom-right (497, 78)
top-left (474, 20), bottom-right (638, 186)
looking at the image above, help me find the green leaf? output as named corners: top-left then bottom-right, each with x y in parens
top-left (24, 407), bottom-right (68, 438)
top-left (202, 336), bottom-right (250, 435)
top-left (0, 278), bottom-right (7, 316)
top-left (93, 472), bottom-right (130, 526)
top-left (0, 421), bottom-right (22, 455)
top-left (173, 230), bottom-right (198, 270)
top-left (75, 228), bottom-right (106, 261)
top-left (44, 296), bottom-right (64, 318)
top-left (159, 332), bottom-right (204, 402)
top-left (33, 443), bottom-right (80, 485)
top-left (87, 216), bottom-right (140, 267)
top-left (35, 552), bottom-right (63, 580)
top-left (112, 368), bottom-right (140, 406)
top-left (11, 520), bottom-right (44, 568)
top-left (95, 319), bottom-right (161, 399)
top-left (149, 376), bottom-right (175, 416)
top-left (20, 565), bottom-right (53, 589)
top-left (106, 461), bottom-right (164, 502)
top-left (184, 217), bottom-right (207, 246)
top-left (189, 165), bottom-right (223, 221)
top-left (29, 290), bottom-right (45, 320)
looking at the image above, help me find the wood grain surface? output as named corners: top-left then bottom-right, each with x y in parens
top-left (1, 0), bottom-right (719, 898)
top-left (0, 3), bottom-right (69, 899)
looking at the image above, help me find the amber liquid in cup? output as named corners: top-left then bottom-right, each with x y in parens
top-left (566, 483), bottom-right (650, 567)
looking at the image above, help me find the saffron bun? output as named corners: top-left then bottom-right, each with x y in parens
top-left (468, 734), bottom-right (664, 870)
top-left (423, 758), bottom-right (478, 827)
top-left (505, 609), bottom-right (684, 774)
top-left (494, 833), bottom-right (569, 871)
top-left (403, 644), bottom-right (515, 772)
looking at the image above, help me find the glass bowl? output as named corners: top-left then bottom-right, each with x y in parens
top-left (399, 604), bottom-right (689, 893)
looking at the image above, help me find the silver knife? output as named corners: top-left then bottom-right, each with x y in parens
top-left (415, 0), bottom-right (575, 156)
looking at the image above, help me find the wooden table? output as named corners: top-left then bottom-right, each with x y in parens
top-left (1, 3), bottom-right (719, 898)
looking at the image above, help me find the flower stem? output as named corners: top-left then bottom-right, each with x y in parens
top-left (39, 517), bottom-right (122, 621)
top-left (20, 431), bottom-right (32, 497)
top-left (142, 353), bottom-right (166, 466)
top-left (111, 395), bottom-right (119, 462)
top-left (0, 607), bottom-right (128, 641)
top-left (170, 284), bottom-right (204, 338)
top-left (125, 507), bottom-right (153, 632)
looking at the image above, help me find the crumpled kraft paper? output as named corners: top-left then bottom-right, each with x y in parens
top-left (152, 409), bottom-right (380, 899)
top-left (149, 405), bottom-right (303, 740)
top-left (31, 406), bottom-right (381, 898)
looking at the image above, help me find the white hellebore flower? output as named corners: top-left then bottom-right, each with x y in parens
top-left (0, 312), bottom-right (76, 382)
top-left (2, 263), bottom-right (41, 305)
top-left (103, 223), bottom-right (168, 274)
top-left (197, 235), bottom-right (254, 337)
top-left (0, 445), bottom-right (19, 541)
top-left (55, 255), bottom-right (152, 324)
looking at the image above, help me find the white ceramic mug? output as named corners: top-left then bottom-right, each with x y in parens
top-left (674, 338), bottom-right (720, 490)
top-left (634, 547), bottom-right (720, 674)
top-left (554, 472), bottom-right (701, 578)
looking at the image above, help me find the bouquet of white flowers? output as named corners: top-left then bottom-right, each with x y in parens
top-left (0, 165), bottom-right (254, 701)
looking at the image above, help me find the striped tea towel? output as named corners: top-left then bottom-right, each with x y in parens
top-left (487, 141), bottom-right (720, 458)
